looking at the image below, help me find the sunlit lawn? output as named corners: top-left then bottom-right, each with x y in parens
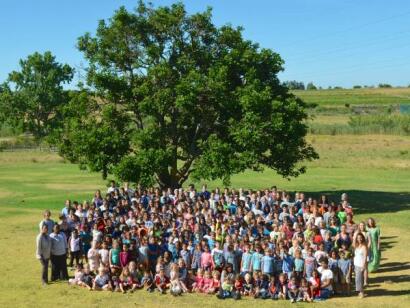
top-left (0, 134), bottom-right (409, 307)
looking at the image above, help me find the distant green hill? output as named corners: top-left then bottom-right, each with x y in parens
top-left (293, 87), bottom-right (410, 106)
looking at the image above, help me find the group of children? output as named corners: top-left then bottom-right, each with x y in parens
top-left (45, 183), bottom-right (377, 302)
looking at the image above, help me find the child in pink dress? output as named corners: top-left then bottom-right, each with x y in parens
top-left (200, 246), bottom-right (214, 271)
top-left (201, 270), bottom-right (213, 293)
top-left (192, 268), bottom-right (205, 292)
top-left (205, 270), bottom-right (221, 294)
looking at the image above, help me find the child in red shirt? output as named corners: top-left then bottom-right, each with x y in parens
top-left (154, 269), bottom-right (170, 294)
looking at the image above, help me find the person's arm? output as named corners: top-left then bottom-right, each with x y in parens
top-left (351, 233), bottom-right (357, 248)
top-left (377, 228), bottom-right (381, 251)
top-left (109, 250), bottom-right (113, 267)
top-left (210, 254), bottom-right (215, 269)
top-left (62, 233), bottom-right (68, 253)
top-left (36, 235), bottom-right (42, 259)
top-left (363, 246), bottom-right (368, 268)
top-left (346, 262), bottom-right (352, 283)
top-left (321, 277), bottom-right (332, 289)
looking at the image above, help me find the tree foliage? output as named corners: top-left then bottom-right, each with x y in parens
top-left (0, 51), bottom-right (73, 140)
top-left (306, 82), bottom-right (317, 90)
top-left (54, 1), bottom-right (318, 188)
top-left (283, 80), bottom-right (305, 90)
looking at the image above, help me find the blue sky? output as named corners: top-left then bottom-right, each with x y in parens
top-left (1, 0), bottom-right (409, 88)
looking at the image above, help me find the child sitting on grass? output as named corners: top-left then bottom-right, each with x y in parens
top-left (217, 276), bottom-right (234, 299)
top-left (92, 267), bottom-right (112, 291)
top-left (154, 269), bottom-right (169, 294)
top-left (68, 263), bottom-right (84, 286)
top-left (78, 264), bottom-right (94, 290)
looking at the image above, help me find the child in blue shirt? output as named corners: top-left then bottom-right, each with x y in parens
top-left (240, 245), bottom-right (252, 275)
top-left (261, 248), bottom-right (275, 276)
top-left (251, 245), bottom-right (263, 272)
top-left (282, 248), bottom-right (294, 275)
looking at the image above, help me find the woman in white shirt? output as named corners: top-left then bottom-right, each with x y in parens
top-left (353, 232), bottom-right (368, 298)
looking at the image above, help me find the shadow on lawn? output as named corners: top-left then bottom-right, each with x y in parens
top-left (304, 190), bottom-right (410, 214)
top-left (366, 289), bottom-right (410, 297)
top-left (377, 261), bottom-right (410, 273)
top-left (380, 236), bottom-right (397, 252)
top-left (367, 261), bottom-right (410, 296)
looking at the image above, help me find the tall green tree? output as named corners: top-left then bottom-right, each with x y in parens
top-left (0, 51), bottom-right (73, 140)
top-left (56, 1), bottom-right (317, 188)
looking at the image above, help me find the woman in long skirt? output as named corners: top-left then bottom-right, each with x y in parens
top-left (367, 218), bottom-right (381, 273)
top-left (353, 233), bottom-right (368, 298)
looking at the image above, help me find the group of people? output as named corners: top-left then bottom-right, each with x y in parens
top-left (36, 182), bottom-right (381, 302)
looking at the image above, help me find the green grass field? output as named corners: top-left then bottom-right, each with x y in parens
top-left (293, 87), bottom-right (410, 106)
top-left (0, 134), bottom-right (409, 307)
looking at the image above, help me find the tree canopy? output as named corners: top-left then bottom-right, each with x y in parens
top-left (51, 1), bottom-right (318, 188)
top-left (0, 51), bottom-right (73, 140)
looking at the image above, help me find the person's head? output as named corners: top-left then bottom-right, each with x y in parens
top-left (279, 273), bottom-right (286, 283)
top-left (225, 263), bottom-right (233, 273)
top-left (98, 266), bottom-right (106, 276)
top-left (358, 221), bottom-right (366, 232)
top-left (122, 266), bottom-right (130, 276)
top-left (212, 270), bottom-right (220, 280)
top-left (170, 262), bottom-right (179, 272)
top-left (320, 257), bottom-right (329, 269)
top-left (367, 217), bottom-right (376, 228)
top-left (356, 232), bottom-right (366, 246)
top-left (197, 268), bottom-right (204, 277)
top-left (52, 224), bottom-right (60, 234)
top-left (342, 251), bottom-right (351, 260)
top-left (300, 278), bottom-right (308, 287)
top-left (312, 269), bottom-right (319, 278)
top-left (41, 223), bottom-right (48, 234)
top-left (178, 258), bottom-right (185, 268)
top-left (128, 261), bottom-right (137, 272)
top-left (83, 263), bottom-right (90, 273)
top-left (244, 273), bottom-right (251, 282)
top-left (43, 210), bottom-right (51, 220)
top-left (330, 250), bottom-right (338, 259)
top-left (204, 270), bottom-right (211, 278)
top-left (295, 249), bottom-right (301, 258)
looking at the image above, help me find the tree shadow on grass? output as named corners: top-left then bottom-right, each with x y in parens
top-left (304, 190), bottom-right (410, 214)
top-left (370, 274), bottom-right (410, 284)
top-left (367, 261), bottom-right (410, 296)
top-left (366, 289), bottom-right (410, 297)
top-left (376, 261), bottom-right (410, 273)
top-left (380, 239), bottom-right (397, 252)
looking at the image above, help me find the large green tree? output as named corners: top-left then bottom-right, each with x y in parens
top-left (56, 1), bottom-right (317, 188)
top-left (0, 51), bottom-right (74, 140)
